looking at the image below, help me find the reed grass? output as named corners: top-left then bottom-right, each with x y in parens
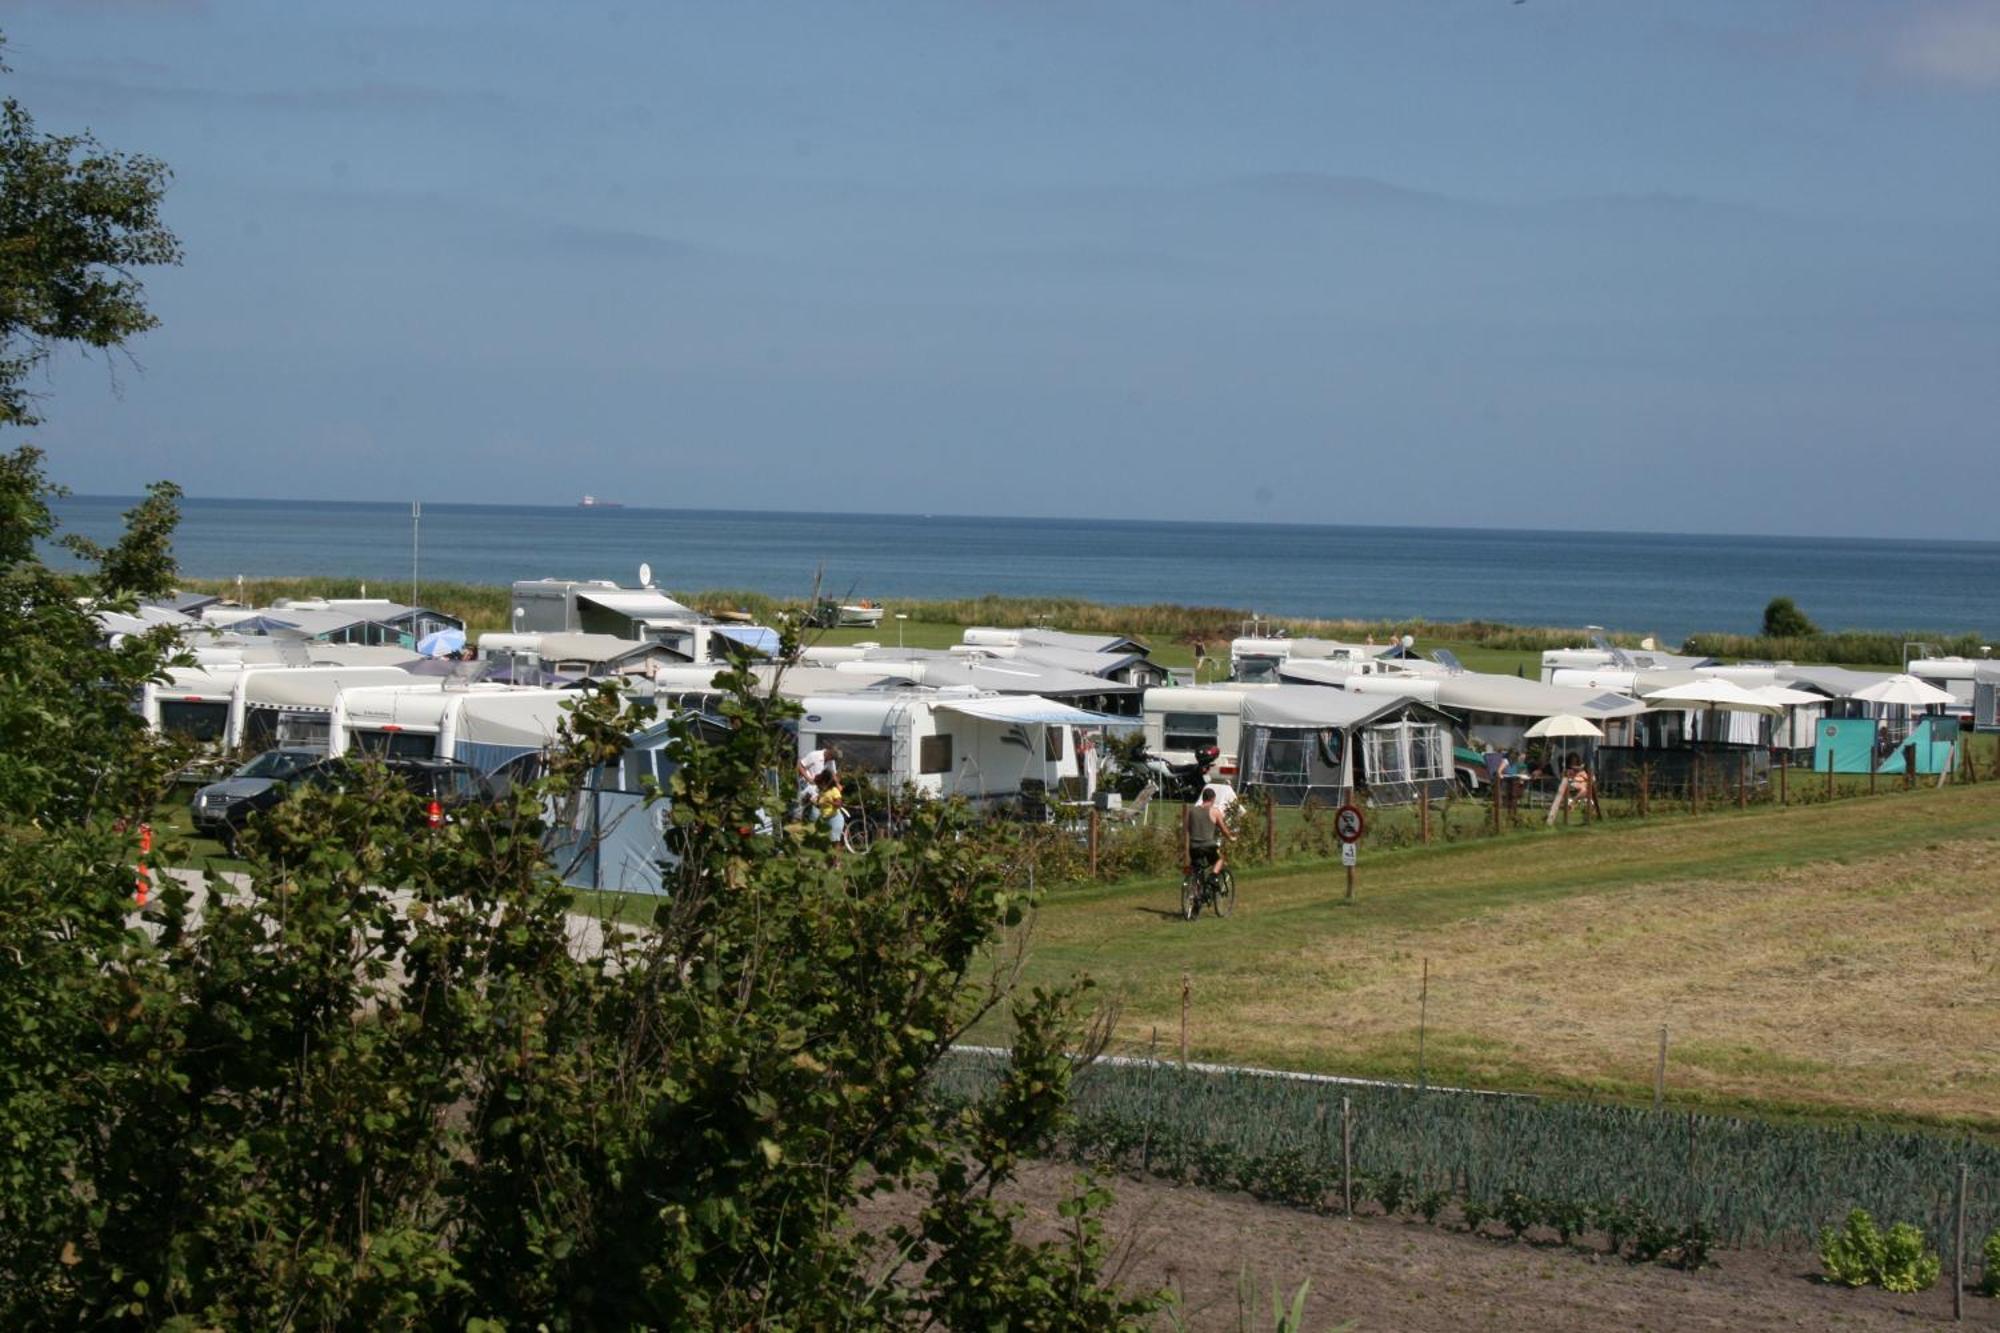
top-left (176, 576), bottom-right (1987, 667)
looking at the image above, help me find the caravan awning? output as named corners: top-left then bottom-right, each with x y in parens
top-left (934, 695), bottom-right (1137, 727)
top-left (712, 625), bottom-right (781, 656)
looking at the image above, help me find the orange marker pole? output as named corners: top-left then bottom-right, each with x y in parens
top-left (134, 822), bottom-right (153, 905)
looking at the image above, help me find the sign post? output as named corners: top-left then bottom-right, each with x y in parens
top-left (1335, 803), bottom-right (1365, 901)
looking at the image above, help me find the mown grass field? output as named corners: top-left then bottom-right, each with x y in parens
top-left (987, 778), bottom-right (2000, 1131)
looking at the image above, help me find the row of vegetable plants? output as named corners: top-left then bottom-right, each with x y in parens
top-left (935, 1052), bottom-right (1999, 1277)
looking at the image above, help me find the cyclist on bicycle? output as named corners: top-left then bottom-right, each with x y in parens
top-left (1182, 785), bottom-right (1230, 882)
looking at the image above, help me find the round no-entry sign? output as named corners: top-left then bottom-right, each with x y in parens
top-left (1334, 804), bottom-right (1365, 844)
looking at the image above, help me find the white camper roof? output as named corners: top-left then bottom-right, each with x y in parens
top-left (1433, 673), bottom-right (1647, 720)
top-left (452, 689), bottom-right (585, 750)
top-left (575, 589), bottom-right (699, 619)
top-left (1776, 666), bottom-right (1896, 699)
top-left (240, 665), bottom-right (422, 710)
top-left (1237, 687), bottom-right (1430, 730)
top-left (932, 694), bottom-right (1134, 726)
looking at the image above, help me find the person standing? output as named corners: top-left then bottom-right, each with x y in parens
top-left (798, 743), bottom-right (840, 817)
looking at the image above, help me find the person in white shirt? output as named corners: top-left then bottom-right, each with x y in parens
top-left (797, 744), bottom-right (840, 817)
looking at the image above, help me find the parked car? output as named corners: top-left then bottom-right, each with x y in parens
top-left (198, 753), bottom-right (493, 851)
top-left (190, 746), bottom-right (330, 844)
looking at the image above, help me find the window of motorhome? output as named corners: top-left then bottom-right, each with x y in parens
top-left (1162, 712), bottom-right (1219, 752)
top-left (1044, 725), bottom-right (1065, 762)
top-left (1236, 655), bottom-right (1282, 683)
top-left (159, 700), bottom-right (227, 742)
top-left (919, 734), bottom-right (953, 774)
top-left (815, 733), bottom-right (891, 774)
top-left (351, 730), bottom-right (438, 760)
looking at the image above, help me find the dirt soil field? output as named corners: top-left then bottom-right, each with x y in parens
top-left (857, 1161), bottom-right (1997, 1331)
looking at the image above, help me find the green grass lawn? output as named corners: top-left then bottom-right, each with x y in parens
top-left (987, 778), bottom-right (2000, 1130)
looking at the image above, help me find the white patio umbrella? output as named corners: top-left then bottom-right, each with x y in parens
top-left (1849, 674), bottom-right (1956, 708)
top-left (1523, 713), bottom-right (1604, 740)
top-left (1642, 679), bottom-right (1782, 715)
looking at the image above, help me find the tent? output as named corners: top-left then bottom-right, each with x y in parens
top-left (1236, 688), bottom-right (1455, 807)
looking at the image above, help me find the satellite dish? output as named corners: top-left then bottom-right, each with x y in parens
top-left (638, 562), bottom-right (653, 588)
top-left (1400, 634), bottom-right (1415, 649)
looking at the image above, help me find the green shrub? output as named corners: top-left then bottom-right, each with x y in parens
top-left (1818, 1210), bottom-right (1939, 1292)
top-left (1820, 1209), bottom-right (1884, 1287)
top-left (1984, 1229), bottom-right (1999, 1297)
top-left (1877, 1222), bottom-right (1941, 1293)
top-left (1761, 596), bottom-right (1819, 638)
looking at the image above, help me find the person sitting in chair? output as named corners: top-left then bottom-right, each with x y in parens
top-left (1183, 785), bottom-right (1231, 879)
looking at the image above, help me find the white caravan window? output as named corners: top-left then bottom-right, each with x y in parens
top-left (815, 733), bottom-right (892, 775)
top-left (919, 734), bottom-right (953, 774)
top-left (1162, 712), bottom-right (1219, 752)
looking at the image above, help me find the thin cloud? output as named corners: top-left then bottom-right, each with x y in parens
top-left (1888, 2), bottom-right (2000, 89)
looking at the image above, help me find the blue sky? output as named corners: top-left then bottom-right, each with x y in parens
top-left (4, 0), bottom-right (1997, 537)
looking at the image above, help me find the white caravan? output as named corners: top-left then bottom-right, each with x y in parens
top-left (795, 689), bottom-right (1129, 804)
top-left (223, 665), bottom-right (424, 752)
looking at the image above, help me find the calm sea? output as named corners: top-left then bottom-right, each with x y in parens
top-left (48, 495), bottom-right (2000, 643)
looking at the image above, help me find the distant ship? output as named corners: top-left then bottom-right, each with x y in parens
top-left (577, 495), bottom-right (625, 509)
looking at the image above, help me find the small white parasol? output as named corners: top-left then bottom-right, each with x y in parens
top-left (1523, 713), bottom-right (1605, 740)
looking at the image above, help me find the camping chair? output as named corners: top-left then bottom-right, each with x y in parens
top-left (1105, 781), bottom-right (1158, 827)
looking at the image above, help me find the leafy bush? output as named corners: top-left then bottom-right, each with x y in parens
top-left (1876, 1221), bottom-right (1941, 1293)
top-left (1818, 1209), bottom-right (1939, 1292)
top-left (1984, 1228), bottom-right (1999, 1297)
top-left (1762, 596), bottom-right (1819, 638)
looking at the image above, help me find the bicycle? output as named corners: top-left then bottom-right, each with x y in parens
top-left (1179, 857), bottom-right (1236, 920)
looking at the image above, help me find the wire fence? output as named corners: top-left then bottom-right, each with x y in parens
top-left (936, 1049), bottom-right (2000, 1265)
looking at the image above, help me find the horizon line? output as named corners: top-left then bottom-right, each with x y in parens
top-left (53, 492), bottom-right (2000, 550)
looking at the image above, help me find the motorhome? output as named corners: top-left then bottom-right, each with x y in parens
top-left (509, 578), bottom-right (778, 661)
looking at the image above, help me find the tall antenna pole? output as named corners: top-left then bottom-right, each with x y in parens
top-left (411, 500), bottom-right (422, 608)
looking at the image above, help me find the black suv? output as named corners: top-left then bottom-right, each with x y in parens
top-left (197, 753), bottom-right (493, 851)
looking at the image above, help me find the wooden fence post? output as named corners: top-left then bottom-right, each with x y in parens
top-left (1417, 957), bottom-right (1429, 1089)
top-left (1825, 746), bottom-right (1835, 799)
top-left (1341, 1096), bottom-right (1354, 1218)
top-left (1088, 806), bottom-right (1100, 878)
top-left (1689, 760), bottom-right (1700, 816)
top-left (1490, 773), bottom-right (1501, 836)
top-left (1264, 794), bottom-right (1275, 860)
top-left (1737, 753), bottom-right (1747, 810)
top-left (1904, 742), bottom-right (1917, 791)
top-left (1638, 764), bottom-right (1650, 819)
top-left (1653, 1025), bottom-right (1668, 1110)
top-left (1778, 750), bottom-right (1788, 806)
top-left (1954, 1161), bottom-right (1967, 1322)
top-left (1179, 971), bottom-right (1190, 1068)
top-left (1419, 784), bottom-right (1431, 844)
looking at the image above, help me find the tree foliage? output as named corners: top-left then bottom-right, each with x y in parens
top-left (0, 469), bottom-right (1154, 1327)
top-left (1761, 596), bottom-right (1818, 639)
top-left (0, 50), bottom-right (1151, 1325)
top-left (1, 33), bottom-right (182, 427)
